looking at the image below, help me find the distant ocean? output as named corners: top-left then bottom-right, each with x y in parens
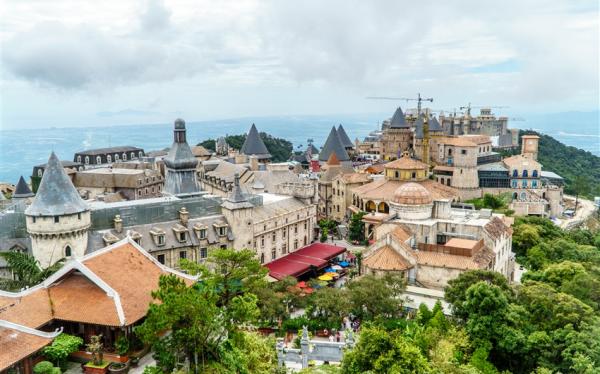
top-left (0, 112), bottom-right (598, 184)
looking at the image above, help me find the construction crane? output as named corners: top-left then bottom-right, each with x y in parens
top-left (459, 103), bottom-right (509, 117)
top-left (366, 93), bottom-right (433, 116)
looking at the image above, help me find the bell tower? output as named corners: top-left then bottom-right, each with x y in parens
top-left (521, 134), bottom-right (540, 160)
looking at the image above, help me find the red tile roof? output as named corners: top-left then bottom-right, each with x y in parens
top-left (265, 243), bottom-right (346, 280)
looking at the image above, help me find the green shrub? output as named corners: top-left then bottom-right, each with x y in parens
top-left (115, 335), bottom-right (129, 355)
top-left (33, 361), bottom-right (54, 374)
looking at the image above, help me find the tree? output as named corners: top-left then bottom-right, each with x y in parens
top-left (348, 212), bottom-right (366, 243)
top-left (341, 326), bottom-right (433, 374)
top-left (320, 228), bottom-right (328, 243)
top-left (136, 248), bottom-right (275, 373)
top-left (42, 334), bottom-right (83, 370)
top-left (0, 251), bottom-right (64, 291)
top-left (198, 133), bottom-right (293, 162)
top-left (312, 287), bottom-right (351, 326)
top-left (346, 273), bottom-right (405, 320)
top-left (512, 224), bottom-right (541, 257)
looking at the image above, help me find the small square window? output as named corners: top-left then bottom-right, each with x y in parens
top-left (157, 254), bottom-right (165, 264)
top-left (54, 216), bottom-right (59, 223)
top-left (179, 251), bottom-right (187, 259)
top-left (200, 247), bottom-right (208, 259)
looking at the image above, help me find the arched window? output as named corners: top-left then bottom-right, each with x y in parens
top-left (522, 180), bottom-right (527, 188)
top-left (37, 169), bottom-right (43, 177)
top-left (522, 169), bottom-right (528, 177)
top-left (512, 192), bottom-right (518, 200)
top-left (77, 155), bottom-right (82, 163)
top-left (532, 180), bottom-right (538, 188)
top-left (532, 170), bottom-right (538, 177)
top-left (411, 172), bottom-right (416, 179)
top-left (131, 152), bottom-right (136, 159)
top-left (395, 171), bottom-right (399, 179)
top-left (107, 155), bottom-right (112, 163)
top-left (65, 245), bottom-right (72, 257)
top-left (366, 200), bottom-right (376, 212)
top-left (115, 154), bottom-right (119, 161)
top-left (448, 148), bottom-right (452, 156)
top-left (520, 192), bottom-right (527, 200)
top-left (512, 169), bottom-right (518, 177)
top-left (96, 156), bottom-right (101, 164)
top-left (123, 153), bottom-right (127, 161)
top-left (85, 156), bottom-right (90, 165)
top-left (378, 202), bottom-right (389, 213)
top-left (511, 180), bottom-right (517, 188)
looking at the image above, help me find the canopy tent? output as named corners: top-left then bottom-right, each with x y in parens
top-left (265, 243), bottom-right (346, 280)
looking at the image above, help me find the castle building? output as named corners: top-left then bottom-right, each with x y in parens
top-left (24, 152), bottom-right (91, 268)
top-left (336, 124), bottom-right (355, 155)
top-left (381, 107), bottom-right (414, 160)
top-left (73, 167), bottom-right (164, 201)
top-left (361, 183), bottom-right (514, 289)
top-left (330, 172), bottom-right (371, 222)
top-left (240, 124), bottom-right (271, 163)
top-left (438, 108), bottom-right (518, 148)
top-left (318, 153), bottom-right (353, 219)
top-left (163, 119), bottom-right (202, 197)
top-left (73, 146), bottom-right (144, 168)
top-left (31, 161), bottom-right (83, 192)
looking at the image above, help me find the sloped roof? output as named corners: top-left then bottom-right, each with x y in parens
top-left (337, 124), bottom-right (354, 149)
top-left (319, 127), bottom-right (350, 162)
top-left (353, 179), bottom-right (458, 202)
top-left (191, 145), bottom-right (211, 157)
top-left (0, 239), bottom-right (196, 328)
top-left (0, 321), bottom-right (60, 371)
top-left (241, 124), bottom-right (271, 158)
top-left (25, 152), bottom-right (89, 216)
top-left (385, 154), bottom-right (428, 170)
top-left (363, 245), bottom-right (413, 271)
top-left (13, 176), bottom-right (33, 198)
top-left (428, 116), bottom-right (443, 131)
top-left (390, 107), bottom-right (409, 128)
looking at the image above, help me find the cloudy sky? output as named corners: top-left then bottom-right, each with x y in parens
top-left (1, 0), bottom-right (598, 129)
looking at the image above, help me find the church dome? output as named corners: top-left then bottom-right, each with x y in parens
top-left (393, 183), bottom-right (432, 205)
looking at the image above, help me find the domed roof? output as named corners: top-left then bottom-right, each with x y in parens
top-left (174, 118), bottom-right (186, 129)
top-left (393, 183), bottom-right (432, 205)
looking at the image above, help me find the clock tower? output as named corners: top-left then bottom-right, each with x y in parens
top-left (521, 134), bottom-right (539, 161)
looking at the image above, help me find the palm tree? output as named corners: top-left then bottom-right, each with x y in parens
top-left (0, 251), bottom-right (64, 291)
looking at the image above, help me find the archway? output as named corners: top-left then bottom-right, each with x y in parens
top-left (366, 200), bottom-right (376, 212)
top-left (65, 245), bottom-right (72, 257)
top-left (377, 202), bottom-right (389, 213)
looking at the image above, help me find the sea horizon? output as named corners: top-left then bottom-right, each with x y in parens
top-left (0, 111), bottom-right (598, 184)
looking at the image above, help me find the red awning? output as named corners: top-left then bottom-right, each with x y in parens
top-left (265, 243), bottom-right (346, 280)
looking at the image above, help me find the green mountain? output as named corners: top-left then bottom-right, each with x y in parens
top-left (501, 130), bottom-right (600, 197)
top-left (198, 133), bottom-right (293, 163)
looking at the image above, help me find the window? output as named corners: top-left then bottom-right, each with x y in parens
top-left (446, 179), bottom-right (451, 186)
top-left (218, 226), bottom-right (227, 236)
top-left (54, 216), bottom-right (59, 223)
top-left (77, 155), bottom-right (82, 163)
top-left (261, 236), bottom-right (265, 247)
top-left (283, 229), bottom-right (286, 238)
top-left (512, 169), bottom-right (518, 177)
top-left (96, 156), bottom-right (102, 164)
top-left (77, 213), bottom-right (81, 220)
top-left (522, 170), bottom-right (528, 177)
top-left (179, 251), bottom-right (187, 259)
top-left (220, 244), bottom-right (227, 249)
top-left (157, 235), bottom-right (165, 246)
top-left (282, 244), bottom-right (287, 254)
top-left (532, 180), bottom-right (538, 188)
top-left (461, 149), bottom-right (467, 155)
top-left (115, 154), bottom-right (119, 161)
top-left (522, 180), bottom-right (527, 188)
top-left (260, 253), bottom-right (265, 264)
top-left (157, 254), bottom-right (165, 264)
top-left (272, 233), bottom-right (276, 242)
top-left (411, 172), bottom-right (416, 179)
top-left (304, 222), bottom-right (307, 230)
top-left (179, 232), bottom-right (186, 242)
top-left (200, 247), bottom-right (208, 259)
top-left (131, 152), bottom-right (136, 159)
top-left (294, 239), bottom-right (299, 249)
top-left (448, 149), bottom-right (452, 156)
top-left (511, 180), bottom-right (517, 188)
top-left (85, 156), bottom-right (89, 165)
top-left (271, 248), bottom-right (276, 260)
top-left (395, 171), bottom-right (399, 178)
top-left (520, 192), bottom-right (527, 200)
top-left (532, 170), bottom-right (538, 177)
top-left (37, 169), bottom-right (43, 177)
top-left (198, 228), bottom-right (207, 239)
top-left (123, 153), bottom-right (127, 161)
top-left (294, 224), bottom-right (298, 234)
top-left (32, 217), bottom-right (36, 223)
top-left (107, 155), bottom-right (112, 163)
top-left (65, 245), bottom-right (72, 257)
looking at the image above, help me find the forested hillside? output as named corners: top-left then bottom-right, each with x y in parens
top-left (502, 131), bottom-right (600, 197)
top-left (198, 133), bottom-right (293, 162)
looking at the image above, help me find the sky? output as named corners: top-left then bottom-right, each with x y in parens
top-left (0, 0), bottom-right (598, 130)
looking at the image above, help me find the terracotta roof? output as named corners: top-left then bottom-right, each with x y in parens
top-left (391, 225), bottom-right (412, 242)
top-left (0, 239), bottom-right (196, 329)
top-left (433, 165), bottom-right (455, 172)
top-left (0, 324), bottom-right (55, 371)
top-left (327, 152), bottom-right (340, 166)
top-left (445, 238), bottom-right (480, 250)
top-left (393, 183), bottom-right (433, 205)
top-left (353, 179), bottom-right (458, 202)
top-left (484, 216), bottom-right (513, 240)
top-left (437, 136), bottom-right (490, 147)
top-left (366, 163), bottom-right (386, 174)
top-left (416, 246), bottom-right (494, 270)
top-left (385, 154), bottom-right (428, 170)
top-left (363, 245), bottom-right (413, 271)
top-left (502, 154), bottom-right (541, 169)
top-left (336, 172), bottom-right (370, 184)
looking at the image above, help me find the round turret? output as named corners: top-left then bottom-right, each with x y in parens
top-left (174, 118), bottom-right (186, 129)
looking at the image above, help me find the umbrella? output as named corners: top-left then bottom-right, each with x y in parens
top-left (297, 281), bottom-right (307, 288)
top-left (324, 267), bottom-right (335, 273)
top-left (303, 287), bottom-right (314, 294)
top-left (325, 272), bottom-right (339, 277)
top-left (318, 274), bottom-right (333, 281)
top-left (331, 265), bottom-right (343, 271)
top-left (339, 261), bottom-right (350, 267)
top-left (317, 281), bottom-right (328, 287)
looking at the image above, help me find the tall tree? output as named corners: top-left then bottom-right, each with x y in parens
top-left (346, 273), bottom-right (405, 320)
top-left (0, 252), bottom-right (64, 291)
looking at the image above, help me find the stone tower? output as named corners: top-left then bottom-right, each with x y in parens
top-left (240, 124), bottom-right (271, 163)
top-left (220, 173), bottom-right (255, 250)
top-left (163, 119), bottom-right (202, 196)
top-left (521, 134), bottom-right (540, 160)
top-left (25, 152), bottom-right (91, 267)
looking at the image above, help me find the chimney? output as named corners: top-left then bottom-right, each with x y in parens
top-left (179, 207), bottom-right (189, 226)
top-left (249, 156), bottom-right (259, 171)
top-left (234, 153), bottom-right (247, 164)
top-left (114, 215), bottom-right (123, 233)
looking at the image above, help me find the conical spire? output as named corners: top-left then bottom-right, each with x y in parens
top-left (240, 124), bottom-right (271, 158)
top-left (428, 116), bottom-right (442, 131)
top-left (327, 152), bottom-right (340, 166)
top-left (319, 126), bottom-right (350, 162)
top-left (26, 152), bottom-right (88, 216)
top-left (390, 107), bottom-right (408, 128)
top-left (13, 176), bottom-right (34, 198)
top-left (337, 124), bottom-right (354, 149)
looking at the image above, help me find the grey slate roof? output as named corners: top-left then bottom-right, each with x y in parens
top-left (428, 116), bottom-right (443, 131)
top-left (163, 120), bottom-right (201, 196)
top-left (76, 146), bottom-right (143, 156)
top-left (337, 124), bottom-right (354, 149)
top-left (240, 124), bottom-right (271, 158)
top-left (13, 176), bottom-right (34, 198)
top-left (307, 144), bottom-right (319, 155)
top-left (390, 107), bottom-right (409, 128)
top-left (25, 152), bottom-right (89, 216)
top-left (318, 127), bottom-right (350, 162)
